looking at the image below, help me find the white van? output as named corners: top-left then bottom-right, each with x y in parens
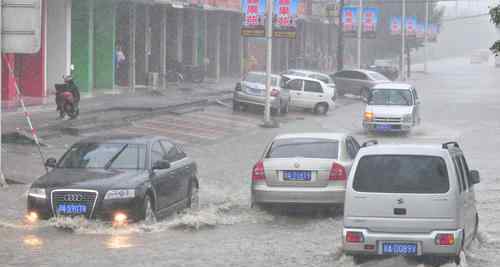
top-left (343, 141), bottom-right (480, 264)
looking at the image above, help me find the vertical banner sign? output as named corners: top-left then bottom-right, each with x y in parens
top-left (428, 24), bottom-right (438, 42)
top-left (241, 0), bottom-right (266, 37)
top-left (406, 16), bottom-right (417, 38)
top-left (416, 21), bottom-right (425, 40)
top-left (342, 7), bottom-right (358, 38)
top-left (390, 16), bottom-right (402, 36)
top-left (273, 0), bottom-right (298, 38)
top-left (362, 7), bottom-right (379, 39)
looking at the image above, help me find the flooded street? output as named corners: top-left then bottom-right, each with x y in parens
top-left (1, 58), bottom-right (500, 267)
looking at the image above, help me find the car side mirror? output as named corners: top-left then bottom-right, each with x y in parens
top-left (235, 82), bottom-right (242, 91)
top-left (469, 170), bottom-right (480, 185)
top-left (45, 158), bottom-right (57, 168)
top-left (152, 160), bottom-right (170, 170)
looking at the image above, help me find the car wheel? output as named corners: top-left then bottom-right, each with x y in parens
top-left (187, 180), bottom-right (199, 209)
top-left (314, 103), bottom-right (329, 115)
top-left (360, 87), bottom-right (370, 102)
top-left (143, 194), bottom-right (157, 224)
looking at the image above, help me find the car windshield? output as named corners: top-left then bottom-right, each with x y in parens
top-left (58, 143), bottom-right (147, 170)
top-left (266, 138), bottom-right (339, 159)
top-left (245, 73), bottom-right (278, 86)
top-left (311, 74), bottom-right (332, 84)
top-left (369, 89), bottom-right (413, 106)
top-left (353, 155), bottom-right (449, 194)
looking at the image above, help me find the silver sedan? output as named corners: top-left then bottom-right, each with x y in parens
top-left (251, 133), bottom-right (361, 208)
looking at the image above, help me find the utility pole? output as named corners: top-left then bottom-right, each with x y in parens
top-left (337, 0), bottom-right (345, 71)
top-left (401, 0), bottom-right (406, 81)
top-left (357, 0), bottom-right (363, 68)
top-left (424, 0), bottom-right (429, 73)
top-left (0, 2), bottom-right (6, 187)
top-left (263, 0), bottom-right (273, 126)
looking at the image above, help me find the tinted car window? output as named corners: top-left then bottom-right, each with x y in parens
top-left (353, 72), bottom-right (368, 80)
top-left (245, 73), bottom-right (278, 86)
top-left (58, 143), bottom-right (147, 169)
top-left (151, 141), bottom-right (166, 164)
top-left (287, 79), bottom-right (303, 91)
top-left (369, 89), bottom-right (413, 106)
top-left (304, 81), bottom-right (323, 93)
top-left (266, 138), bottom-right (339, 159)
top-left (353, 155), bottom-right (450, 194)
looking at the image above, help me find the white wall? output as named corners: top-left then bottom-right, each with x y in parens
top-left (46, 0), bottom-right (71, 92)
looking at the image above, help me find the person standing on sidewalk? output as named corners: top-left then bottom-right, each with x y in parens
top-left (115, 44), bottom-right (126, 86)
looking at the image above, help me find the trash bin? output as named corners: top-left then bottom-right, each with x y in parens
top-left (148, 72), bottom-right (159, 90)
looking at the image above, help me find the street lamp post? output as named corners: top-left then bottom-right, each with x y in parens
top-left (424, 0), bottom-right (429, 73)
top-left (263, 0), bottom-right (273, 126)
top-left (357, 0), bottom-right (363, 68)
top-left (401, 0), bottom-right (406, 81)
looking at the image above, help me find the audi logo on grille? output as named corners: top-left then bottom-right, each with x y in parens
top-left (64, 194), bottom-right (83, 202)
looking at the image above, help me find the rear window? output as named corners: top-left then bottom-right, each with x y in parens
top-left (266, 138), bottom-right (339, 159)
top-left (353, 155), bottom-right (449, 194)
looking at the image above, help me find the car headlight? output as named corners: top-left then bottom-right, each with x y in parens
top-left (104, 189), bottom-right (136, 200)
top-left (402, 114), bottom-right (413, 123)
top-left (28, 188), bottom-right (46, 199)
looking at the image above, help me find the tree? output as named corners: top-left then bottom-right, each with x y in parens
top-left (491, 4), bottom-right (500, 55)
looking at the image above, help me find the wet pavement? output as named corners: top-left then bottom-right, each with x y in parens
top-left (1, 57), bottom-right (500, 266)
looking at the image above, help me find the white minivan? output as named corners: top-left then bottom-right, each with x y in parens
top-left (282, 75), bottom-right (336, 115)
top-left (343, 141), bottom-right (480, 264)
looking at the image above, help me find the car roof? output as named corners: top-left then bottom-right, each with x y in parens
top-left (288, 69), bottom-right (329, 76)
top-left (358, 144), bottom-right (457, 158)
top-left (273, 132), bottom-right (349, 141)
top-left (76, 134), bottom-right (162, 145)
top-left (372, 83), bottom-right (413, 90)
top-left (282, 74), bottom-right (326, 83)
top-left (246, 71), bottom-right (280, 79)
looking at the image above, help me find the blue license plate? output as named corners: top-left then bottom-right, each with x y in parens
top-left (56, 203), bottom-right (87, 215)
top-left (375, 124), bottom-right (392, 131)
top-left (382, 243), bottom-right (417, 255)
top-left (284, 171), bottom-right (312, 181)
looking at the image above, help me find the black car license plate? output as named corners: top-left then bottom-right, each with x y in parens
top-left (284, 171), bottom-right (312, 181)
top-left (56, 203), bottom-right (87, 215)
top-left (382, 242), bottom-right (417, 255)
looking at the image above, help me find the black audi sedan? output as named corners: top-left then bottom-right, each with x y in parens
top-left (27, 134), bottom-right (198, 224)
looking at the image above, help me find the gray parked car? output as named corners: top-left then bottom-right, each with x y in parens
top-left (331, 69), bottom-right (390, 100)
top-left (251, 133), bottom-right (361, 209)
top-left (343, 141), bottom-right (480, 264)
top-left (233, 72), bottom-right (290, 115)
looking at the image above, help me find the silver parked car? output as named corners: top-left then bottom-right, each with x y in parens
top-left (363, 83), bottom-right (421, 133)
top-left (343, 141), bottom-right (480, 264)
top-left (251, 133), bottom-right (361, 208)
top-left (331, 69), bottom-right (390, 100)
top-left (233, 72), bottom-right (290, 115)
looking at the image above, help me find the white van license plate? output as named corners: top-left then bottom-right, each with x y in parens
top-left (381, 243), bottom-right (417, 255)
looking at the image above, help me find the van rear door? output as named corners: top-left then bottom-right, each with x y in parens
top-left (345, 155), bottom-right (458, 233)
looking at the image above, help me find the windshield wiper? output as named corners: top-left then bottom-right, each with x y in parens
top-left (104, 144), bottom-right (128, 170)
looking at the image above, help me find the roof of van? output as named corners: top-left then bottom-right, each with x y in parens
top-left (372, 83), bottom-right (413, 90)
top-left (274, 132), bottom-right (348, 141)
top-left (358, 144), bottom-right (461, 157)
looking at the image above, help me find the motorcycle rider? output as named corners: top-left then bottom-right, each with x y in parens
top-left (56, 75), bottom-right (80, 119)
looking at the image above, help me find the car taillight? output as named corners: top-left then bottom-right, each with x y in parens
top-left (252, 160), bottom-right (266, 181)
top-left (329, 163), bottom-right (347, 181)
top-left (435, 234), bottom-right (455, 246)
top-left (346, 231), bottom-right (364, 243)
top-left (270, 89), bottom-right (280, 97)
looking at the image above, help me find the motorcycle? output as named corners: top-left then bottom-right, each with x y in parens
top-left (55, 70), bottom-right (80, 119)
top-left (165, 60), bottom-right (205, 83)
